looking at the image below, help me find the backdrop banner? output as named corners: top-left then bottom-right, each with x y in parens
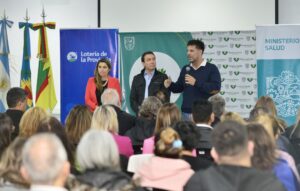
top-left (60, 29), bottom-right (118, 122)
top-left (192, 31), bottom-right (257, 118)
top-left (120, 31), bottom-right (257, 118)
top-left (120, 32), bottom-right (192, 114)
top-left (257, 25), bottom-right (300, 126)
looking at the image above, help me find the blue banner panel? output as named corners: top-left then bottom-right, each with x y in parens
top-left (60, 29), bottom-right (118, 123)
top-left (257, 59), bottom-right (300, 125)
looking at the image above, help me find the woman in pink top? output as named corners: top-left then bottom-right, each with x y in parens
top-left (91, 105), bottom-right (133, 157)
top-left (143, 103), bottom-right (181, 154)
top-left (135, 127), bottom-right (194, 191)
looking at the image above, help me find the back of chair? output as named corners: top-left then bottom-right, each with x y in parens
top-left (127, 154), bottom-right (153, 173)
top-left (133, 145), bottom-right (143, 155)
top-left (196, 148), bottom-right (213, 161)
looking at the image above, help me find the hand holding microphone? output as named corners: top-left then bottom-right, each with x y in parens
top-left (185, 66), bottom-right (196, 86)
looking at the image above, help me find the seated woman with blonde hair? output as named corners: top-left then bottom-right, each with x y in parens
top-left (19, 107), bottom-right (48, 138)
top-left (220, 111), bottom-right (247, 125)
top-left (91, 105), bottom-right (133, 158)
top-left (134, 127), bottom-right (194, 191)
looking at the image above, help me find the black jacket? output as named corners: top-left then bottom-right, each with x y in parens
top-left (195, 125), bottom-right (213, 149)
top-left (184, 165), bottom-right (286, 191)
top-left (110, 105), bottom-right (136, 136)
top-left (125, 116), bottom-right (156, 146)
top-left (181, 155), bottom-right (212, 171)
top-left (130, 69), bottom-right (169, 114)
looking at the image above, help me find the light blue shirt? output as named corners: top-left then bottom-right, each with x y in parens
top-left (144, 70), bottom-right (154, 99)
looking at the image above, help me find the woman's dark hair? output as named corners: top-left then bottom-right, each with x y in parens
top-left (36, 117), bottom-right (74, 166)
top-left (94, 58), bottom-right (112, 92)
top-left (173, 121), bottom-right (200, 151)
top-left (246, 123), bottom-right (276, 170)
top-left (0, 113), bottom-right (14, 157)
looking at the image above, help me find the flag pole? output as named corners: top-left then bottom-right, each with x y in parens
top-left (24, 8), bottom-right (30, 22)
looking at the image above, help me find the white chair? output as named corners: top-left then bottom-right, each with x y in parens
top-left (127, 154), bottom-right (153, 173)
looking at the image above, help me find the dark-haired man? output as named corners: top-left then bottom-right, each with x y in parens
top-left (164, 39), bottom-right (221, 120)
top-left (184, 121), bottom-right (286, 191)
top-left (130, 51), bottom-right (169, 115)
top-left (6, 87), bottom-right (27, 139)
top-left (192, 99), bottom-right (214, 150)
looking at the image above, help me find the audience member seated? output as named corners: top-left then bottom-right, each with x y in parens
top-left (126, 96), bottom-right (162, 154)
top-left (173, 121), bottom-right (212, 171)
top-left (220, 111), bottom-right (247, 125)
top-left (134, 127), bottom-right (194, 191)
top-left (19, 107), bottom-right (48, 138)
top-left (287, 117), bottom-right (300, 165)
top-left (101, 88), bottom-right (136, 136)
top-left (247, 123), bottom-right (300, 191)
top-left (74, 129), bottom-right (139, 190)
top-left (255, 114), bottom-right (300, 181)
top-left (21, 133), bottom-right (70, 191)
top-left (284, 108), bottom-right (300, 139)
top-left (191, 99), bottom-right (214, 158)
top-left (36, 116), bottom-right (75, 174)
top-left (0, 113), bottom-right (14, 158)
top-left (65, 105), bottom-right (92, 154)
top-left (250, 107), bottom-right (300, 164)
top-left (0, 137), bottom-right (28, 190)
top-left (208, 94), bottom-right (225, 127)
top-left (142, 102), bottom-right (181, 154)
top-left (154, 89), bottom-right (169, 104)
top-left (184, 121), bottom-right (286, 191)
top-left (5, 87), bottom-right (27, 140)
top-left (254, 96), bottom-right (286, 132)
top-left (91, 105), bottom-right (133, 157)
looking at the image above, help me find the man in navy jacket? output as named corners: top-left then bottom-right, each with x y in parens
top-left (164, 39), bottom-right (221, 120)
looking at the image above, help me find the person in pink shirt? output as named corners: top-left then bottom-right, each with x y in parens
top-left (143, 103), bottom-right (181, 154)
top-left (91, 105), bottom-right (133, 157)
top-left (135, 127), bottom-right (194, 191)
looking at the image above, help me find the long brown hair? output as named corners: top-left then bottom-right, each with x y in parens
top-left (94, 58), bottom-right (111, 92)
top-left (254, 96), bottom-right (277, 116)
top-left (65, 105), bottom-right (92, 146)
top-left (246, 123), bottom-right (276, 170)
top-left (154, 103), bottom-right (181, 134)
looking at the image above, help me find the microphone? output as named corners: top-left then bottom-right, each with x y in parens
top-left (185, 66), bottom-right (191, 86)
top-left (185, 66), bottom-right (191, 74)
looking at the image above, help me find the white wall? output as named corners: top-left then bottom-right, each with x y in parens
top-left (101, 0), bottom-right (275, 31)
top-left (279, 0), bottom-right (300, 24)
top-left (1, 0), bottom-right (276, 114)
top-left (0, 0), bottom-right (97, 114)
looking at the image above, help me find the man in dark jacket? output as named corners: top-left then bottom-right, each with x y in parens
top-left (101, 88), bottom-right (136, 135)
top-left (5, 87), bottom-right (27, 139)
top-left (192, 99), bottom-right (214, 150)
top-left (184, 121), bottom-right (286, 191)
top-left (130, 51), bottom-right (170, 115)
